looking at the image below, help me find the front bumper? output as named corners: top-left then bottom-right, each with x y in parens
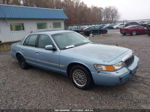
top-left (92, 55), bottom-right (139, 86)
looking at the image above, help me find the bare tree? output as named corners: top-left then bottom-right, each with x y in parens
top-left (2, 0), bottom-right (11, 4)
top-left (102, 6), bottom-right (120, 23)
top-left (3, 0), bottom-right (120, 25)
top-left (11, 0), bottom-right (21, 5)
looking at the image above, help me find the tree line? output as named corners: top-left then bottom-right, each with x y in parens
top-left (1, 0), bottom-right (120, 25)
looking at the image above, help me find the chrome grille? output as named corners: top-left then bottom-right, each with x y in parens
top-left (124, 55), bottom-right (134, 67)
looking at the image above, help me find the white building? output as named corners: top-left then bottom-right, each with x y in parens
top-left (0, 4), bottom-right (68, 43)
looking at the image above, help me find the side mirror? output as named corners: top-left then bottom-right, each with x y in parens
top-left (45, 45), bottom-right (56, 51)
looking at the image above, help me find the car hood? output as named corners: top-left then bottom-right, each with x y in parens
top-left (62, 43), bottom-right (131, 63)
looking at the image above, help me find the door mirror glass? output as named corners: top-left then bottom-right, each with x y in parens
top-left (45, 45), bottom-right (56, 50)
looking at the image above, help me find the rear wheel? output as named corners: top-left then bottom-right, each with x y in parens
top-left (102, 30), bottom-right (107, 34)
top-left (122, 33), bottom-right (126, 36)
top-left (90, 31), bottom-right (93, 36)
top-left (131, 31), bottom-right (137, 36)
top-left (16, 54), bottom-right (28, 69)
top-left (70, 65), bottom-right (93, 89)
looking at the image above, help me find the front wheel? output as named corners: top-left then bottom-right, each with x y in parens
top-left (70, 65), bottom-right (93, 89)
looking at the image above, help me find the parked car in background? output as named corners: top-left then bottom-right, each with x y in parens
top-left (139, 21), bottom-right (148, 27)
top-left (147, 24), bottom-right (150, 36)
top-left (11, 30), bottom-right (139, 89)
top-left (68, 26), bottom-right (82, 33)
top-left (103, 24), bottom-right (115, 29)
top-left (83, 25), bottom-right (107, 36)
top-left (98, 24), bottom-right (105, 29)
top-left (113, 23), bottom-right (124, 29)
top-left (80, 25), bottom-right (89, 31)
top-left (125, 22), bottom-right (139, 27)
top-left (120, 25), bottom-right (147, 36)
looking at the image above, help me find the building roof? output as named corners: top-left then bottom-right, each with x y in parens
top-left (0, 4), bottom-right (68, 19)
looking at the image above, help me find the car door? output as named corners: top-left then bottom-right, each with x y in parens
top-left (138, 26), bottom-right (146, 34)
top-left (92, 26), bottom-right (97, 34)
top-left (22, 34), bottom-right (39, 65)
top-left (35, 34), bottom-right (60, 71)
top-left (95, 26), bottom-right (100, 34)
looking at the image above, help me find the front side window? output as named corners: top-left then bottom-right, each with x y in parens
top-left (37, 23), bottom-right (47, 29)
top-left (86, 27), bottom-right (92, 30)
top-left (53, 22), bottom-right (61, 28)
top-left (38, 34), bottom-right (53, 48)
top-left (10, 23), bottom-right (24, 31)
top-left (23, 34), bottom-right (38, 47)
top-left (95, 26), bottom-right (99, 30)
top-left (52, 32), bottom-right (90, 49)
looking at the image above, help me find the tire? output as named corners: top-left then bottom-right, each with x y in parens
top-left (122, 33), bottom-right (126, 36)
top-left (69, 65), bottom-right (93, 89)
top-left (131, 31), bottom-right (137, 36)
top-left (105, 30), bottom-right (108, 34)
top-left (101, 30), bottom-right (107, 34)
top-left (84, 32), bottom-right (90, 36)
top-left (17, 54), bottom-right (28, 69)
top-left (90, 31), bottom-right (93, 35)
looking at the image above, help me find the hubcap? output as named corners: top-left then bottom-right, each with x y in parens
top-left (72, 69), bottom-right (87, 87)
top-left (132, 31), bottom-right (136, 35)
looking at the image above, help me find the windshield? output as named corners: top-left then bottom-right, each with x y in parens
top-left (52, 32), bottom-right (90, 49)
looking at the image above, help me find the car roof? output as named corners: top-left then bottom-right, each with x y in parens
top-left (31, 30), bottom-right (74, 35)
top-left (125, 25), bottom-right (140, 28)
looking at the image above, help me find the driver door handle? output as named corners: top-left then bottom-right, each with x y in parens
top-left (35, 52), bottom-right (39, 54)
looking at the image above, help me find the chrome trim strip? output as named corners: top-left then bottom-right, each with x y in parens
top-left (25, 56), bottom-right (60, 67)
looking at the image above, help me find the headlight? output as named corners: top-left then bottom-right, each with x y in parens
top-left (94, 62), bottom-right (124, 72)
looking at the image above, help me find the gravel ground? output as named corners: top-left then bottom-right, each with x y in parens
top-left (0, 30), bottom-right (150, 109)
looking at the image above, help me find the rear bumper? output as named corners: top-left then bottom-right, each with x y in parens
top-left (91, 55), bottom-right (139, 86)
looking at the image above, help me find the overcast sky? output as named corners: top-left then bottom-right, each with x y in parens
top-left (82, 0), bottom-right (150, 20)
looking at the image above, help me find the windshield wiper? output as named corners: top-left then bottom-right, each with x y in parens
top-left (62, 42), bottom-right (90, 50)
top-left (65, 45), bottom-right (75, 49)
top-left (75, 42), bottom-right (90, 47)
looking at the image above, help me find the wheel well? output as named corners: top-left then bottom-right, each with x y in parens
top-left (133, 30), bottom-right (137, 33)
top-left (67, 63), bottom-right (91, 77)
top-left (16, 53), bottom-right (23, 60)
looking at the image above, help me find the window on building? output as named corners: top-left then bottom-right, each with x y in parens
top-left (37, 23), bottom-right (47, 29)
top-left (10, 23), bottom-right (24, 31)
top-left (53, 22), bottom-right (61, 28)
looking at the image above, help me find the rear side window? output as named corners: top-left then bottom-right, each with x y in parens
top-left (23, 34), bottom-right (38, 47)
top-left (38, 34), bottom-right (53, 48)
top-left (95, 26), bottom-right (99, 30)
top-left (139, 26), bottom-right (144, 29)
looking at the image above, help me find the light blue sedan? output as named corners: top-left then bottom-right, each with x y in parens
top-left (11, 30), bottom-right (139, 89)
